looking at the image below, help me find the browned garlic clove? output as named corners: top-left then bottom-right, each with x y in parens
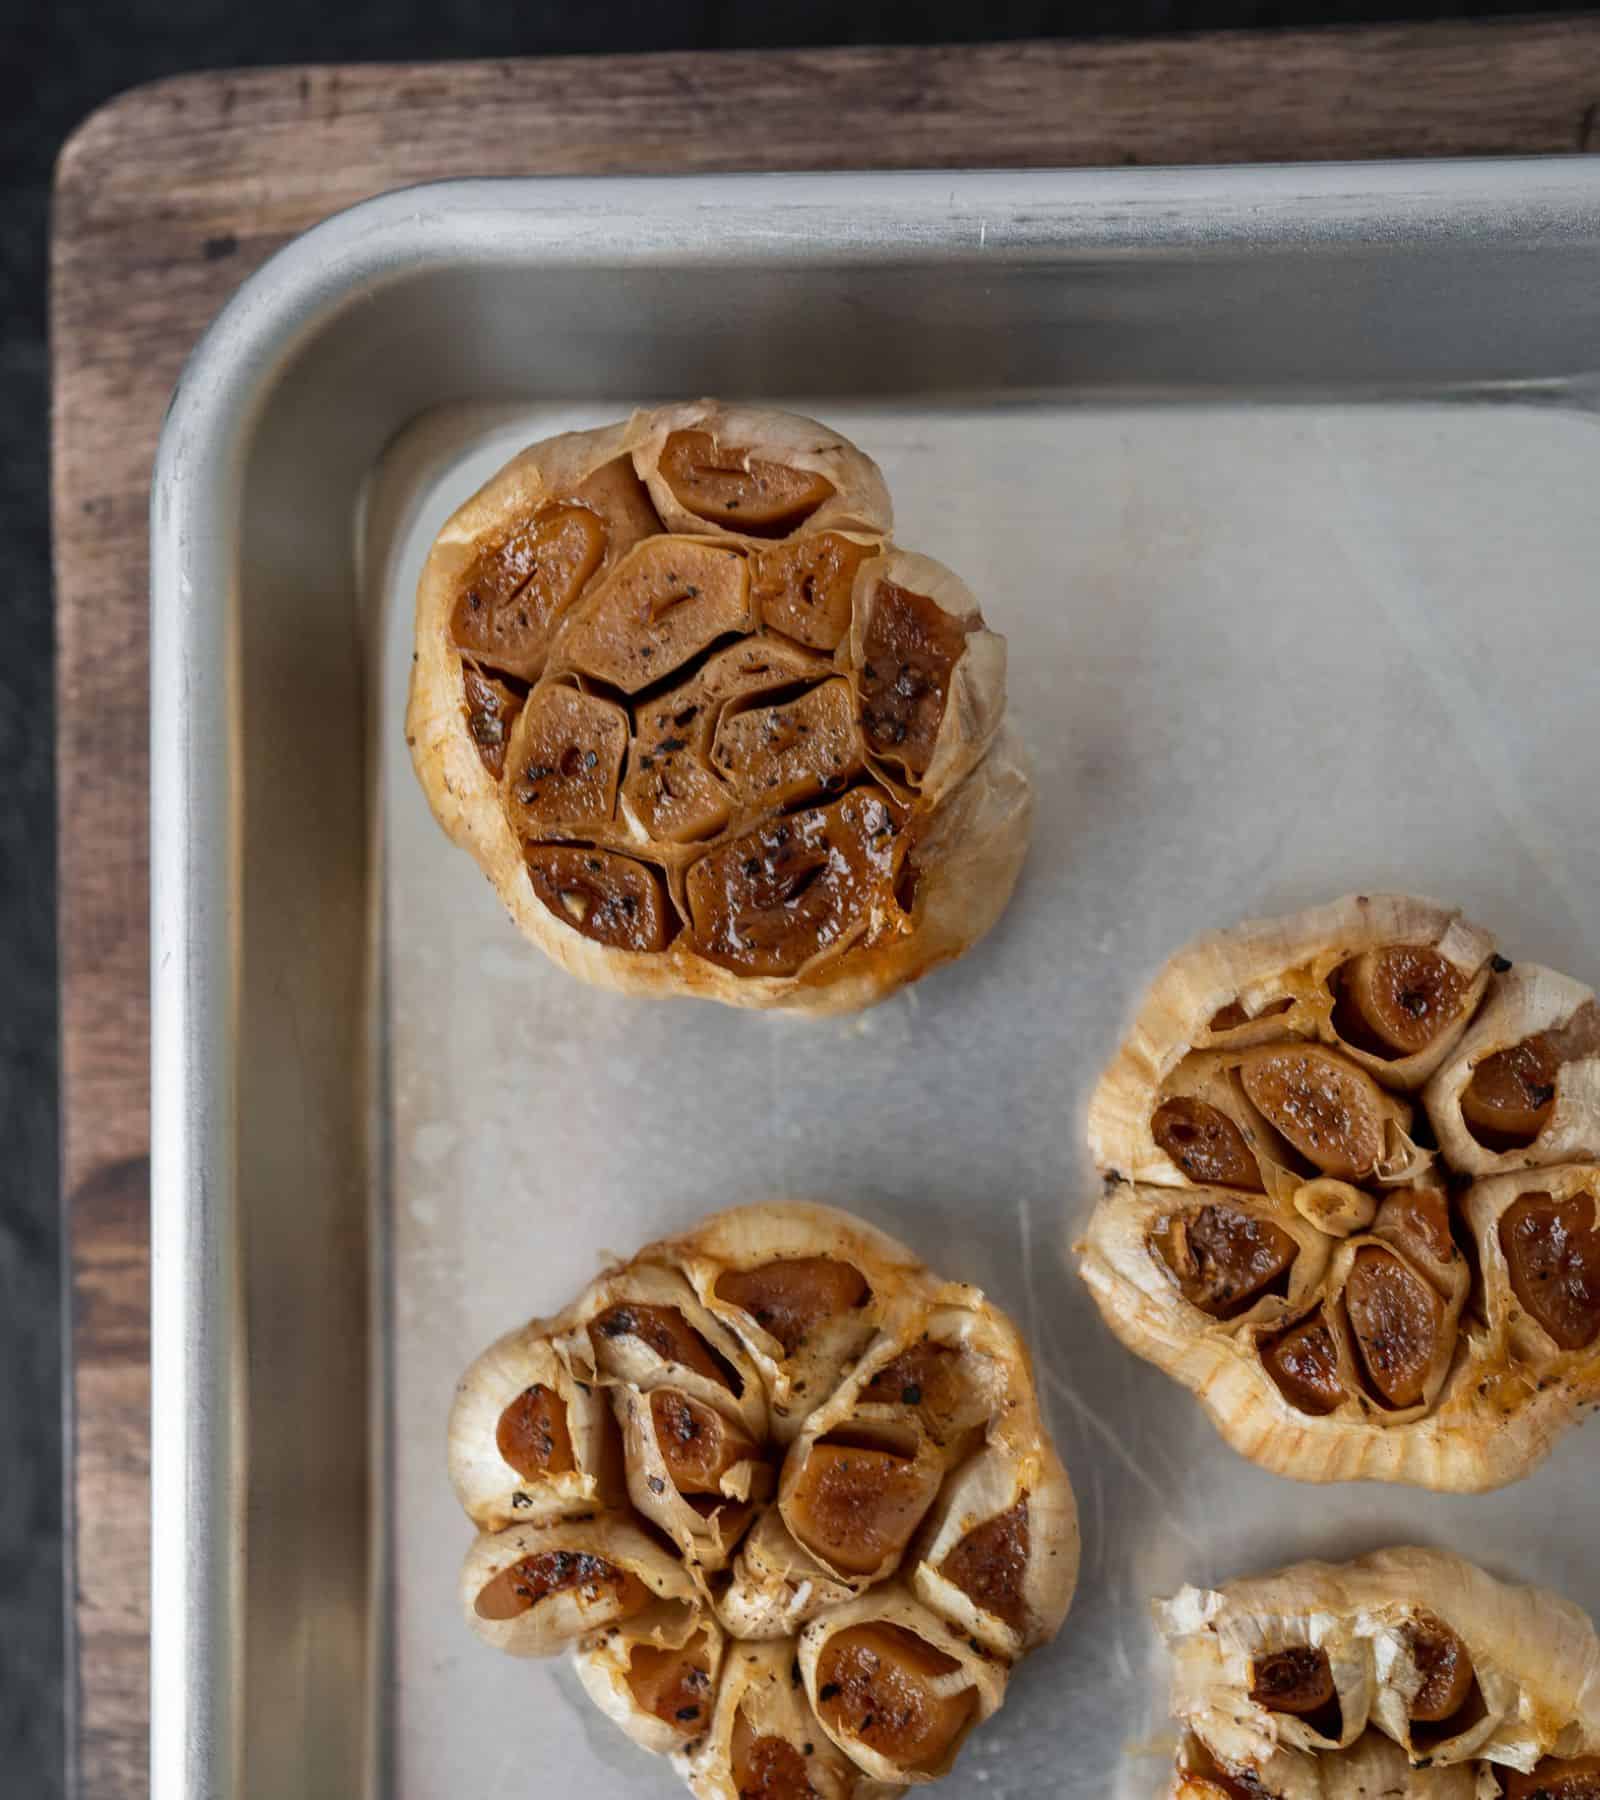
top-left (1465, 1165), bottom-right (1600, 1366)
top-left (448, 1322), bottom-right (624, 1531)
top-left (798, 1589), bottom-right (1005, 1786)
top-left (461, 1516), bottom-right (697, 1659)
top-left (574, 1613), bottom-right (725, 1756)
top-left (1426, 965), bottom-right (1600, 1176)
top-left (685, 1637), bottom-right (866, 1800)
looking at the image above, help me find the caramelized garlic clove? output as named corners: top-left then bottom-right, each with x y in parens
top-left (1154, 1203), bottom-right (1301, 1320)
top-left (523, 845), bottom-right (675, 953)
top-left (1153, 1096), bottom-right (1266, 1192)
top-left (910, 1437), bottom-right (1079, 1656)
top-left (710, 678), bottom-right (867, 812)
top-left (448, 503), bottom-right (609, 680)
top-left (1334, 945), bottom-right (1478, 1060)
top-left (460, 663), bottom-right (523, 779)
top-left (751, 532), bottom-right (879, 651)
top-left (687, 1636), bottom-right (863, 1800)
top-left (1425, 966), bottom-right (1600, 1175)
top-left (1465, 1164), bottom-right (1600, 1373)
top-left (620, 636), bottom-right (826, 846)
top-left (656, 429), bottom-right (836, 536)
top-left (1258, 1307), bottom-right (1350, 1419)
top-left (1237, 1044), bottom-right (1413, 1185)
top-left (683, 786), bottom-right (910, 979)
top-left (461, 1516), bottom-right (695, 1658)
top-left (781, 1430), bottom-right (944, 1581)
top-left (500, 682), bottom-right (629, 835)
top-left (609, 1383), bottom-right (769, 1574)
top-left (447, 1321), bottom-right (624, 1531)
top-left (630, 402), bottom-right (894, 543)
top-left (1340, 1246), bottom-right (1450, 1413)
top-left (846, 549), bottom-right (1006, 804)
top-left (562, 1262), bottom-right (769, 1445)
top-left (574, 1613), bottom-right (724, 1756)
top-left (798, 1590), bottom-right (1005, 1785)
top-left (558, 537), bottom-right (753, 693)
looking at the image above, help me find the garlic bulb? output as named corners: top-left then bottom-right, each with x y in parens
top-left (407, 402), bottom-right (1030, 1015)
top-left (1156, 1548), bottom-right (1600, 1800)
top-left (1079, 894), bottom-right (1600, 1489)
top-left (449, 1202), bottom-right (1078, 1790)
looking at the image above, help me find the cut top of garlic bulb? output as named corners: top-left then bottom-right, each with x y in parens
top-left (450, 1201), bottom-right (1078, 1795)
top-left (1156, 1548), bottom-right (1600, 1800)
top-left (407, 401), bottom-right (1032, 1015)
top-left (1079, 894), bottom-right (1600, 1490)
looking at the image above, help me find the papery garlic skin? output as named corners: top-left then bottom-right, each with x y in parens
top-left (1080, 895), bottom-right (1600, 1490)
top-left (451, 1202), bottom-right (1078, 1792)
top-left (408, 402), bottom-right (1030, 1015)
top-left (1156, 1548), bottom-right (1600, 1800)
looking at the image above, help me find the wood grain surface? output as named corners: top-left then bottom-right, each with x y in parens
top-left (51, 19), bottom-right (1600, 1796)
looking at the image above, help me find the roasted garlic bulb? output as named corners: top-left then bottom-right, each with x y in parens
top-left (1157, 1548), bottom-right (1600, 1800)
top-left (449, 1202), bottom-right (1078, 1792)
top-left (407, 402), bottom-right (1030, 1014)
top-left (1078, 894), bottom-right (1600, 1489)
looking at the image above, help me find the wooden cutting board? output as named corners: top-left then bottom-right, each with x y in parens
top-left (51, 20), bottom-right (1600, 1795)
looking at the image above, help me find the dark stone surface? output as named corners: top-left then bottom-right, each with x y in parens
top-left (5, 2), bottom-right (1590, 1792)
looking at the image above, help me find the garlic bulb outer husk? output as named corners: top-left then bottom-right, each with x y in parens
top-left (461, 1515), bottom-right (699, 1660)
top-left (1088, 895), bottom-right (1494, 1185)
top-left (797, 1585), bottom-right (1006, 1786)
top-left (574, 1607), bottom-right (725, 1757)
top-left (447, 1318), bottom-right (621, 1530)
top-left (645, 1200), bottom-right (934, 1445)
top-left (627, 399), bottom-right (894, 542)
top-left (1158, 1548), bottom-right (1600, 1783)
top-left (1424, 966), bottom-right (1600, 1176)
top-left (557, 1259), bottom-right (770, 1445)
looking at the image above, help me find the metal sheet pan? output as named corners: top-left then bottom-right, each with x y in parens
top-left (151, 163), bottom-right (1600, 1800)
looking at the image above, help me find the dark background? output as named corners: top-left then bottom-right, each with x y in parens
top-left (4, 2), bottom-right (1591, 1793)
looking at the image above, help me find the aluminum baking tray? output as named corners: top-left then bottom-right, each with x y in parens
top-left (151, 163), bottom-right (1600, 1800)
